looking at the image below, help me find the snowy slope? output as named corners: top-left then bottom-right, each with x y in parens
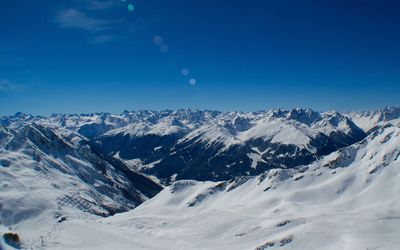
top-left (0, 123), bottom-right (162, 249)
top-left (346, 106), bottom-right (400, 131)
top-left (36, 123), bottom-right (400, 250)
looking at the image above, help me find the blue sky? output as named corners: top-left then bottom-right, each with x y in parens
top-left (0, 0), bottom-right (399, 115)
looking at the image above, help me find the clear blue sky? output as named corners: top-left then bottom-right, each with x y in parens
top-left (0, 0), bottom-right (399, 115)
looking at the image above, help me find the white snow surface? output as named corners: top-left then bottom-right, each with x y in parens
top-left (1, 108), bottom-right (400, 249)
top-left (16, 124), bottom-right (399, 250)
top-left (0, 124), bottom-right (161, 249)
top-left (346, 107), bottom-right (400, 131)
top-left (4, 107), bottom-right (387, 153)
top-left (178, 113), bottom-right (323, 153)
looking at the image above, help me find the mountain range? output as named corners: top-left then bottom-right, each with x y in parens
top-left (0, 107), bottom-right (399, 249)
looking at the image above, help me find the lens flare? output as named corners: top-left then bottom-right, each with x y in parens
top-left (127, 4), bottom-right (134, 12)
top-left (181, 68), bottom-right (190, 76)
top-left (153, 36), bottom-right (163, 46)
top-left (160, 44), bottom-right (169, 53)
top-left (189, 78), bottom-right (197, 85)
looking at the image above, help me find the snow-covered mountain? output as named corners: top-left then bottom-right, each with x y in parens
top-left (1, 108), bottom-right (371, 183)
top-left (0, 122), bottom-right (162, 248)
top-left (1, 107), bottom-right (399, 249)
top-left (16, 122), bottom-right (399, 250)
top-left (345, 106), bottom-right (400, 132)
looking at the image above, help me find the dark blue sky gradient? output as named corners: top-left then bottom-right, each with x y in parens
top-left (0, 0), bottom-right (399, 115)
